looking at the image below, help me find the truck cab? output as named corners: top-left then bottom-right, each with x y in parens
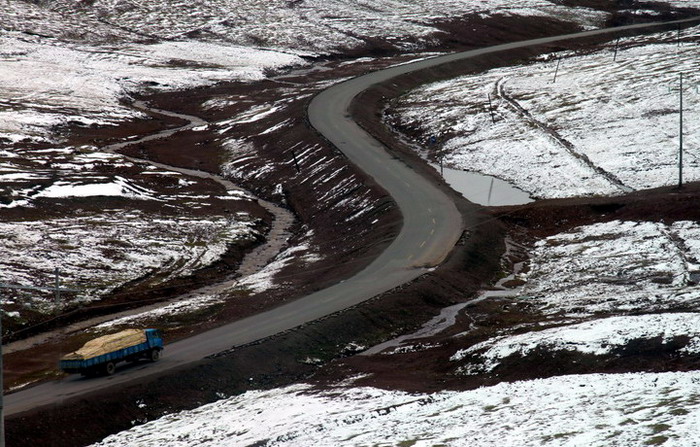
top-left (145, 328), bottom-right (164, 360)
top-left (146, 328), bottom-right (163, 346)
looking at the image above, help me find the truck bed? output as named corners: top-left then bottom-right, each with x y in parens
top-left (61, 329), bottom-right (146, 361)
top-left (59, 341), bottom-right (154, 373)
top-left (59, 329), bottom-right (163, 375)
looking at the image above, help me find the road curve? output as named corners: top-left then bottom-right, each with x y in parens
top-left (6, 16), bottom-right (699, 417)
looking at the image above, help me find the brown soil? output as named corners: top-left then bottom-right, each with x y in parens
top-left (7, 5), bottom-right (700, 446)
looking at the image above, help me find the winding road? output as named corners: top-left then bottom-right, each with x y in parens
top-left (6, 16), bottom-right (699, 417)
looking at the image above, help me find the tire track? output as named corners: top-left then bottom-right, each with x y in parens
top-left (495, 77), bottom-right (633, 194)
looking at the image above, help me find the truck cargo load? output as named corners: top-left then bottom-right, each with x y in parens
top-left (60, 328), bottom-right (163, 376)
top-left (61, 329), bottom-right (147, 361)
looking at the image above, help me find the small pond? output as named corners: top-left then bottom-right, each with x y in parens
top-left (431, 163), bottom-right (534, 206)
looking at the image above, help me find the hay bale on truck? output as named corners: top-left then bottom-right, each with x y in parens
top-left (59, 328), bottom-right (163, 376)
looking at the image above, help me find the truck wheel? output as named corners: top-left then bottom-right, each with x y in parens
top-left (149, 349), bottom-right (161, 362)
top-left (105, 362), bottom-right (116, 375)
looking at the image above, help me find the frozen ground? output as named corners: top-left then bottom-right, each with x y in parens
top-left (0, 100), bottom-right (282, 334)
top-left (521, 220), bottom-right (700, 317)
top-left (389, 25), bottom-right (700, 199)
top-left (0, 134), bottom-right (270, 326)
top-left (0, 31), bottom-right (303, 143)
top-left (0, 143), bottom-right (258, 209)
top-left (94, 371), bottom-right (700, 447)
top-left (0, 208), bottom-right (260, 319)
top-left (453, 312), bottom-right (700, 374)
top-left (1, 149), bottom-right (152, 208)
top-left (39, 0), bottom-right (606, 52)
top-left (0, 0), bottom-right (611, 143)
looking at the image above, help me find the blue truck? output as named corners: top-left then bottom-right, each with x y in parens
top-left (59, 328), bottom-right (164, 376)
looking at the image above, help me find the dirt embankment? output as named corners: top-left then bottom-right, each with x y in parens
top-left (8, 5), bottom-right (700, 446)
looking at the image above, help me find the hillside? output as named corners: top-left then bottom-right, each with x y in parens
top-left (5, 1), bottom-right (700, 446)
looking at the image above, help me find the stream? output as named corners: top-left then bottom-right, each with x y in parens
top-left (6, 101), bottom-right (295, 354)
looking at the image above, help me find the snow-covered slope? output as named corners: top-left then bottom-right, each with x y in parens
top-left (42, 0), bottom-right (605, 51)
top-left (521, 220), bottom-right (700, 316)
top-left (389, 25), bottom-right (700, 198)
top-left (93, 372), bottom-right (700, 447)
top-left (0, 32), bottom-right (303, 143)
top-left (1, 210), bottom-right (258, 313)
top-left (452, 312), bottom-right (700, 374)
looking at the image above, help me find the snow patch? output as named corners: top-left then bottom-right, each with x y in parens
top-left (452, 313), bottom-right (700, 374)
top-left (35, 176), bottom-right (158, 200)
top-left (520, 220), bottom-right (700, 317)
top-left (94, 371), bottom-right (700, 446)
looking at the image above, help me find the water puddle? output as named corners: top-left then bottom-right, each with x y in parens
top-left (362, 237), bottom-right (529, 356)
top-left (430, 163), bottom-right (533, 206)
top-left (361, 288), bottom-right (525, 356)
top-left (361, 297), bottom-right (484, 356)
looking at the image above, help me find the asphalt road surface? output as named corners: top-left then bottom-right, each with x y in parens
top-left (6, 16), bottom-right (699, 417)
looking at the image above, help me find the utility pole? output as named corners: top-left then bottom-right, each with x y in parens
top-left (679, 72), bottom-right (684, 189)
top-left (487, 93), bottom-right (496, 123)
top-left (291, 149), bottom-right (300, 173)
top-left (552, 57), bottom-right (561, 84)
top-left (0, 270), bottom-right (79, 447)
